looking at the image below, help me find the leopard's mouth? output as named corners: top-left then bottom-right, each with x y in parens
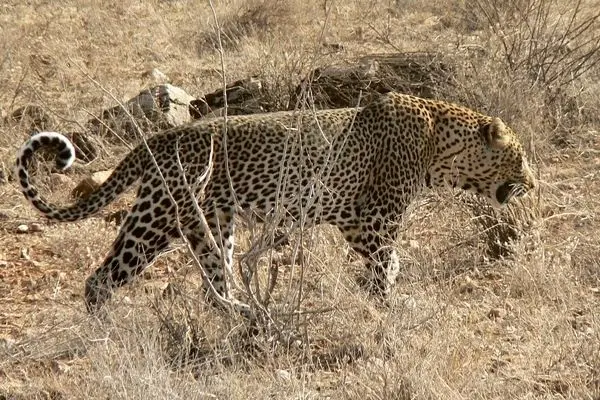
top-left (495, 181), bottom-right (527, 205)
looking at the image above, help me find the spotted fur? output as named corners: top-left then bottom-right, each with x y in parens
top-left (15, 92), bottom-right (535, 312)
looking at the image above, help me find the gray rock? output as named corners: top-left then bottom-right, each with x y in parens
top-left (88, 84), bottom-right (196, 143)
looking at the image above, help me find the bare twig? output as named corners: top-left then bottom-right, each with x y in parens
top-left (473, 0), bottom-right (600, 91)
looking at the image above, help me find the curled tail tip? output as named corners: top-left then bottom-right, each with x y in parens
top-left (17, 131), bottom-right (76, 171)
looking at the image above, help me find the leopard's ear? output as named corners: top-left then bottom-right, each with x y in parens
top-left (480, 117), bottom-right (509, 150)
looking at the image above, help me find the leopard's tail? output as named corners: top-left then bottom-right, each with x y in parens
top-left (15, 132), bottom-right (144, 222)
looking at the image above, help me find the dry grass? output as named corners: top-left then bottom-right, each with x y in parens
top-left (1, 0), bottom-right (600, 399)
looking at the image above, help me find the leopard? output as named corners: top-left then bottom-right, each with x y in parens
top-left (15, 92), bottom-right (536, 314)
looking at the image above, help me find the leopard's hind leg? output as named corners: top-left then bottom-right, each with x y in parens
top-left (84, 180), bottom-right (177, 312)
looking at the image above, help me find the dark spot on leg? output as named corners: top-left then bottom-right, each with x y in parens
top-left (151, 218), bottom-right (167, 229)
top-left (142, 230), bottom-right (156, 241)
top-left (132, 226), bottom-right (146, 238)
top-left (152, 190), bottom-right (164, 203)
top-left (122, 251), bottom-right (133, 264)
top-left (113, 269), bottom-right (129, 284)
top-left (340, 209), bottom-right (352, 219)
top-left (138, 201), bottom-right (151, 211)
top-left (140, 212), bottom-right (152, 224)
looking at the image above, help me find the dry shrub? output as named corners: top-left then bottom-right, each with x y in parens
top-left (197, 0), bottom-right (298, 52)
top-left (464, 194), bottom-right (541, 260)
top-left (6, 105), bottom-right (55, 133)
top-left (150, 286), bottom-right (230, 370)
top-left (291, 51), bottom-right (457, 109)
top-left (468, 0), bottom-right (600, 94)
top-left (148, 219), bottom-right (355, 371)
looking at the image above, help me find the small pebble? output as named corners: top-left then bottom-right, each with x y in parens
top-left (487, 308), bottom-right (504, 320)
top-left (275, 369), bottom-right (291, 381)
top-left (17, 224), bottom-right (29, 233)
top-left (29, 223), bottom-right (43, 232)
top-left (20, 247), bottom-right (30, 260)
top-left (0, 337), bottom-right (17, 350)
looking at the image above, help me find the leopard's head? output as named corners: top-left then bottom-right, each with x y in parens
top-left (429, 116), bottom-right (536, 207)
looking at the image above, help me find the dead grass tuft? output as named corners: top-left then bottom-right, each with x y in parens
top-left (197, 0), bottom-right (299, 52)
top-left (466, 195), bottom-right (542, 260)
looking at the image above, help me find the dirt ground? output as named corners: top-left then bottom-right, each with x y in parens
top-left (1, 1), bottom-right (600, 399)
